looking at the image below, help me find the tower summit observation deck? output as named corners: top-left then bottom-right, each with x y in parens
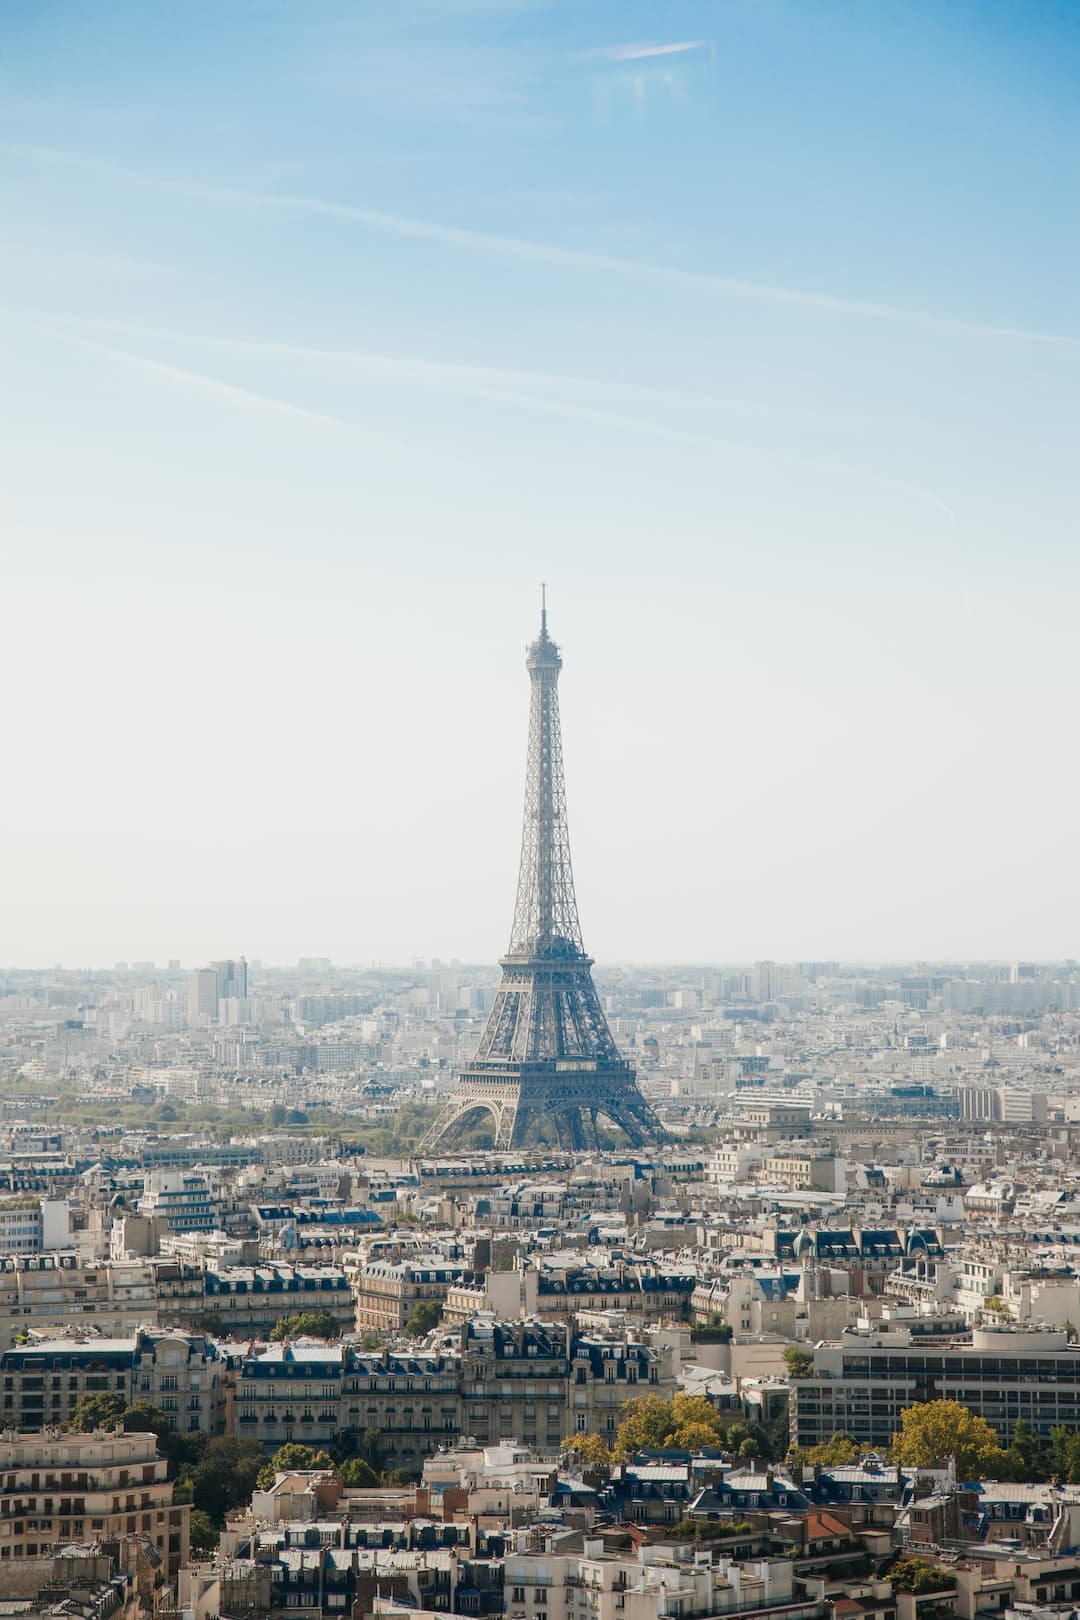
top-left (421, 597), bottom-right (665, 1152)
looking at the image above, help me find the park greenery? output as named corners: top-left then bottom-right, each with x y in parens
top-left (0, 1078), bottom-right (439, 1154)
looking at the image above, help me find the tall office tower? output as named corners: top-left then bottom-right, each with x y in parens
top-left (752, 960), bottom-right (776, 1002)
top-left (187, 968), bottom-right (219, 1022)
top-left (211, 958), bottom-right (248, 1002)
top-left (422, 601), bottom-right (665, 1152)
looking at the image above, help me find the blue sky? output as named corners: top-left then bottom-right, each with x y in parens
top-left (1, 0), bottom-right (1078, 967)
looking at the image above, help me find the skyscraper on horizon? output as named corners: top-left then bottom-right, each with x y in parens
top-left (422, 601), bottom-right (665, 1152)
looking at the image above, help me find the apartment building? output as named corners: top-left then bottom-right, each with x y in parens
top-left (136, 1171), bottom-right (219, 1233)
top-left (532, 1262), bottom-right (697, 1324)
top-left (567, 1331), bottom-right (676, 1445)
top-left (197, 1260), bottom-right (355, 1336)
top-left (349, 1254), bottom-right (472, 1335)
top-left (793, 1323), bottom-right (1080, 1451)
top-left (233, 1320), bottom-right (674, 1473)
top-left (0, 1428), bottom-right (189, 1574)
top-left (0, 1198), bottom-right (69, 1255)
top-left (0, 1329), bottom-right (228, 1433)
top-left (503, 1543), bottom-right (827, 1620)
top-left (236, 1340), bottom-right (461, 1467)
top-left (0, 1254), bottom-right (204, 1351)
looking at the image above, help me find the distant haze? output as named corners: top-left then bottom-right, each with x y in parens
top-left (1, 2), bottom-right (1078, 966)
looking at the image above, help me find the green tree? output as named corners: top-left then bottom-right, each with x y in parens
top-left (268, 1310), bottom-right (341, 1341)
top-left (69, 1392), bottom-right (125, 1432)
top-left (783, 1345), bottom-right (815, 1380)
top-left (189, 1508), bottom-right (220, 1555)
top-left (256, 1442), bottom-right (335, 1490)
top-left (358, 1427), bottom-right (385, 1473)
top-left (404, 1299), bottom-right (443, 1337)
top-left (893, 1400), bottom-right (1006, 1478)
top-left (122, 1401), bottom-right (172, 1440)
top-left (338, 1457), bottom-right (380, 1487)
top-left (793, 1432), bottom-right (859, 1467)
top-left (890, 1560), bottom-right (956, 1595)
top-left (724, 1421), bottom-right (773, 1459)
top-left (1047, 1426), bottom-right (1080, 1483)
top-left (613, 1393), bottom-right (727, 1459)
top-left (182, 1436), bottom-right (265, 1526)
top-left (998, 1417), bottom-right (1048, 1482)
top-left (383, 1467), bottom-right (415, 1486)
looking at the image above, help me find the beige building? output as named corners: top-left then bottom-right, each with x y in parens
top-left (0, 1329), bottom-right (228, 1434)
top-left (0, 1427), bottom-right (189, 1575)
top-left (758, 1151), bottom-right (846, 1193)
top-left (348, 1255), bottom-right (471, 1335)
top-left (503, 1544), bottom-right (824, 1620)
top-left (0, 1254), bottom-right (202, 1351)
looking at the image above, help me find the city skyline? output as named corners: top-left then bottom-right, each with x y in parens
top-left (2, 2), bottom-right (1078, 965)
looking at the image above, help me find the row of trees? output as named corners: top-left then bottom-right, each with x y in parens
top-left (567, 1388), bottom-right (1080, 1486)
top-left (781, 1348), bottom-right (1080, 1480)
top-left (566, 1394), bottom-right (781, 1466)
top-left (795, 1401), bottom-right (1080, 1484)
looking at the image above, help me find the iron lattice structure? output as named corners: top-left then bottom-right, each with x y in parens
top-left (421, 603), bottom-right (665, 1153)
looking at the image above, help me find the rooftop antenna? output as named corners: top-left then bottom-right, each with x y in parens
top-left (540, 580), bottom-right (548, 637)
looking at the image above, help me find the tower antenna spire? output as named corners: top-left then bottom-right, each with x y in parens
top-left (540, 580), bottom-right (547, 637)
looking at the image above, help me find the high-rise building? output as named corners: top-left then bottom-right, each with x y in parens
top-left (211, 957), bottom-right (248, 1001)
top-left (187, 967), bottom-right (218, 1022)
top-left (422, 600), bottom-right (664, 1151)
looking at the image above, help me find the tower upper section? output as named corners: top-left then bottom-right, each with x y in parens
top-left (507, 599), bottom-right (585, 961)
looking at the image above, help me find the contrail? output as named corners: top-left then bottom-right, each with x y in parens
top-left (3, 140), bottom-right (1078, 350)
top-left (23, 311), bottom-right (956, 521)
top-left (32, 324), bottom-right (429, 461)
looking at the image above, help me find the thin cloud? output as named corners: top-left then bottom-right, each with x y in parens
top-left (1, 140), bottom-right (1076, 350)
top-left (584, 41), bottom-right (708, 63)
top-left (6, 306), bottom-right (917, 428)
top-left (30, 325), bottom-right (427, 461)
top-left (22, 310), bottom-right (956, 520)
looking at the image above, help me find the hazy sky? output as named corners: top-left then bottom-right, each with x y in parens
top-left (2, 1), bottom-right (1078, 969)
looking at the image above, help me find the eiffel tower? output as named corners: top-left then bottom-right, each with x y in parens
top-left (421, 596), bottom-right (666, 1153)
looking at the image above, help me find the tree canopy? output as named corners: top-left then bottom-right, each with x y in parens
top-left (405, 1299), bottom-right (444, 1337)
top-left (890, 1559), bottom-right (956, 1594)
top-left (611, 1394), bottom-right (770, 1462)
top-left (563, 1433), bottom-right (613, 1467)
top-left (792, 1432), bottom-right (859, 1467)
top-left (69, 1392), bottom-right (126, 1431)
top-left (783, 1345), bottom-right (815, 1380)
top-left (256, 1443), bottom-right (336, 1490)
top-left (893, 1401), bottom-right (1006, 1477)
top-left (269, 1310), bottom-right (341, 1341)
top-left (189, 1508), bottom-right (220, 1555)
top-left (179, 1436), bottom-right (266, 1526)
